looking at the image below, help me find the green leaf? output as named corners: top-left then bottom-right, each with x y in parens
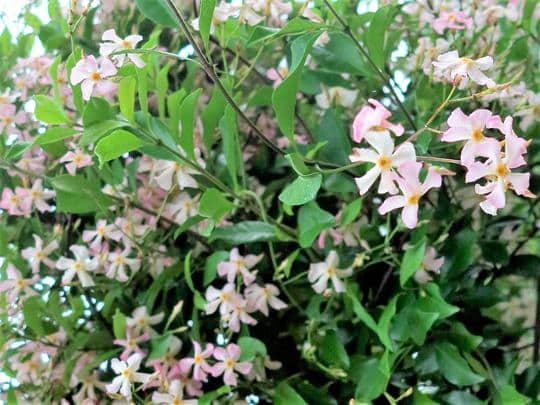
top-left (298, 201), bottom-right (335, 248)
top-left (22, 296), bottom-right (45, 337)
top-left (315, 109), bottom-right (351, 165)
top-left (319, 329), bottom-right (349, 369)
top-left (272, 33), bottom-right (317, 140)
top-left (202, 86), bottom-right (226, 150)
top-left (351, 355), bottom-right (390, 402)
top-left (400, 237), bottom-right (426, 286)
top-left (149, 334), bottom-right (172, 359)
top-left (94, 129), bottom-right (145, 165)
top-left (204, 250), bottom-right (229, 286)
top-left (434, 341), bottom-right (485, 386)
top-left (80, 120), bottom-right (130, 146)
top-left (210, 221), bottom-right (277, 244)
top-left (366, 6), bottom-right (391, 69)
top-left (134, 0), bottom-right (178, 27)
top-left (34, 127), bottom-right (79, 145)
top-left (199, 0), bottom-right (217, 49)
top-left (34, 95), bottom-right (69, 124)
top-left (219, 105), bottom-right (242, 188)
top-left (496, 385), bottom-right (530, 405)
top-left (167, 89), bottom-right (187, 138)
top-left (285, 152), bottom-right (313, 176)
top-left (274, 382), bottom-right (308, 405)
top-left (238, 336), bottom-right (267, 362)
top-left (112, 309), bottom-right (126, 339)
top-left (445, 227), bottom-right (476, 274)
top-left (417, 283), bottom-right (459, 319)
top-left (179, 89), bottom-right (202, 159)
top-left (118, 76), bottom-right (136, 122)
top-left (83, 97), bottom-right (116, 126)
top-left (340, 198), bottom-right (362, 226)
top-left (51, 174), bottom-right (113, 214)
top-left (184, 251), bottom-right (206, 310)
top-left (199, 188), bottom-right (235, 222)
top-left (279, 174), bottom-right (322, 206)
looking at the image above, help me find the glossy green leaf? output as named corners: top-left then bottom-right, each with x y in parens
top-left (366, 6), bottom-right (391, 69)
top-left (118, 76), bottom-right (136, 122)
top-left (34, 127), bottom-right (79, 145)
top-left (199, 0), bottom-right (217, 49)
top-left (94, 129), bottom-right (145, 165)
top-left (297, 201), bottom-right (335, 247)
top-left (199, 188), bottom-right (235, 221)
top-left (279, 174), bottom-right (322, 206)
top-left (134, 0), bottom-right (178, 27)
top-left (319, 329), bottom-right (349, 369)
top-left (400, 236), bottom-right (426, 286)
top-left (238, 336), bottom-right (267, 361)
top-left (210, 221), bottom-right (277, 244)
top-left (274, 382), bottom-right (308, 405)
top-left (34, 95), bottom-right (69, 124)
top-left (434, 341), bottom-right (485, 386)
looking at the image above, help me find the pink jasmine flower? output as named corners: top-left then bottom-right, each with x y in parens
top-left (111, 213), bottom-right (151, 246)
top-left (315, 86), bottom-right (358, 109)
top-left (56, 245), bottom-right (99, 288)
top-left (349, 131), bottom-right (416, 195)
top-left (99, 29), bottom-right (145, 68)
top-left (245, 283), bottom-right (287, 316)
top-left (352, 99), bottom-right (404, 143)
top-left (378, 162), bottom-right (442, 229)
top-left (515, 91), bottom-right (540, 131)
top-left (169, 362), bottom-right (204, 397)
top-left (217, 248), bottom-right (262, 285)
top-left (441, 108), bottom-right (495, 165)
top-left (163, 192), bottom-right (200, 225)
top-left (432, 10), bottom-right (473, 34)
top-left (82, 219), bottom-right (116, 250)
top-left (70, 55), bottom-right (117, 101)
top-left (21, 234), bottom-right (59, 274)
top-left (27, 179), bottom-right (55, 212)
top-left (114, 327), bottom-right (150, 361)
top-left (308, 250), bottom-right (353, 294)
top-left (0, 103), bottom-right (26, 133)
top-left (14, 150), bottom-right (46, 176)
top-left (266, 66), bottom-right (289, 87)
top-left (411, 37), bottom-right (450, 75)
top-left (224, 297), bottom-right (257, 332)
top-left (0, 187), bottom-right (32, 216)
top-left (252, 0), bottom-right (292, 22)
top-left (432, 50), bottom-right (495, 88)
top-left (106, 247), bottom-right (141, 282)
top-left (153, 159), bottom-right (201, 191)
top-left (126, 306), bottom-right (164, 335)
top-left (191, 1), bottom-right (238, 32)
top-left (178, 341), bottom-right (215, 381)
top-left (151, 379), bottom-right (198, 404)
top-left (211, 344), bottom-right (252, 386)
top-left (0, 264), bottom-right (38, 303)
top-left (106, 353), bottom-right (151, 400)
top-left (465, 122), bottom-right (534, 215)
top-left (205, 283), bottom-right (239, 315)
top-left (414, 247), bottom-right (444, 284)
top-left (148, 246), bottom-right (174, 278)
top-left (59, 148), bottom-right (93, 175)
top-left (73, 370), bottom-right (106, 403)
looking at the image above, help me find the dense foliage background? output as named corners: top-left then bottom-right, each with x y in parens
top-left (0, 0), bottom-right (539, 403)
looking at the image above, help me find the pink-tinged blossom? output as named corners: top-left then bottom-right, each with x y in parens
top-left (0, 264), bottom-right (38, 303)
top-left (205, 283), bottom-right (239, 315)
top-left (217, 248), bottom-right (262, 285)
top-left (378, 162), bottom-right (442, 229)
top-left (352, 99), bottom-right (404, 143)
top-left (178, 341), bottom-right (215, 381)
top-left (349, 131), bottom-right (416, 195)
top-left (153, 159), bottom-right (200, 191)
top-left (59, 148), bottom-right (93, 175)
top-left (0, 103), bottom-right (26, 133)
top-left (441, 108), bottom-right (495, 166)
top-left (432, 10), bottom-right (473, 34)
top-left (28, 179), bottom-right (55, 212)
top-left (126, 306), bottom-right (164, 335)
top-left (245, 283), bottom-right (287, 316)
top-left (56, 245), bottom-right (99, 287)
top-left (70, 55), bottom-right (117, 101)
top-left (106, 353), bottom-right (151, 400)
top-left (191, 1), bottom-right (238, 32)
top-left (211, 344), bottom-right (252, 386)
top-left (432, 51), bottom-right (495, 88)
top-left (114, 327), bottom-right (150, 361)
top-left (169, 362), bottom-right (204, 397)
top-left (266, 66), bottom-right (288, 87)
top-left (106, 247), bottom-right (141, 282)
top-left (163, 192), bottom-right (200, 225)
top-left (14, 149), bottom-right (47, 176)
top-left (148, 335), bottom-right (182, 378)
top-left (82, 219), bottom-right (116, 250)
top-left (411, 37), bottom-right (450, 75)
top-left (0, 187), bottom-right (32, 216)
top-left (414, 247), bottom-right (444, 284)
top-left (225, 297), bottom-right (257, 332)
top-left (73, 370), bottom-right (106, 403)
top-left (465, 120), bottom-right (534, 215)
top-left (151, 379), bottom-right (198, 404)
top-left (111, 213), bottom-right (151, 246)
top-left (21, 234), bottom-right (59, 274)
top-left (515, 91), bottom-right (540, 131)
top-left (315, 86), bottom-right (358, 109)
top-left (308, 250), bottom-right (353, 294)
top-left (99, 29), bottom-right (145, 68)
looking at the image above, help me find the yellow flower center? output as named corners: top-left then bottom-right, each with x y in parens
top-left (460, 57), bottom-right (474, 65)
top-left (121, 39), bottom-right (132, 49)
top-left (97, 225), bottom-right (107, 236)
top-left (90, 71), bottom-right (101, 81)
top-left (326, 266), bottom-right (336, 276)
top-left (74, 261), bottom-right (83, 272)
top-left (16, 279), bottom-right (26, 288)
top-left (377, 155), bottom-right (392, 170)
top-left (220, 292), bottom-right (230, 301)
top-left (194, 354), bottom-right (203, 364)
top-left (36, 250), bottom-right (45, 260)
top-left (121, 368), bottom-right (133, 380)
top-left (225, 358), bottom-right (235, 369)
top-left (407, 193), bottom-right (421, 205)
top-left (371, 125), bottom-right (386, 132)
top-left (472, 128), bottom-right (484, 142)
top-left (495, 163), bottom-right (509, 177)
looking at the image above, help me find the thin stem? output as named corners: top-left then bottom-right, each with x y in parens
top-left (417, 156), bottom-right (461, 165)
top-left (322, 0), bottom-right (417, 131)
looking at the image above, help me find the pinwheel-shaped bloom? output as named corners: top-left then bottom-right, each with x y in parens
top-left (432, 50), bottom-right (495, 88)
top-left (211, 344), bottom-right (252, 386)
top-left (0, 264), bottom-right (38, 304)
top-left (56, 245), bottom-right (99, 287)
top-left (99, 29), bottom-right (145, 68)
top-left (432, 10), bottom-right (473, 34)
top-left (414, 247), bottom-right (444, 284)
top-left (224, 296), bottom-right (257, 332)
top-left (153, 159), bottom-right (201, 191)
top-left (21, 234), bottom-right (59, 273)
top-left (106, 353), bottom-right (151, 400)
top-left (465, 120), bottom-right (534, 215)
top-left (70, 55), bottom-right (117, 100)
top-left (441, 108), bottom-right (495, 166)
top-left (151, 379), bottom-right (198, 405)
top-left (82, 219), bottom-right (117, 250)
top-left (378, 162), bottom-right (442, 229)
top-left (113, 327), bottom-right (150, 361)
top-left (352, 99), bottom-right (404, 143)
top-left (0, 187), bottom-right (31, 216)
top-left (308, 250), bottom-right (353, 294)
top-left (217, 248), bottom-right (263, 285)
top-left (178, 341), bottom-right (215, 381)
top-left (205, 283), bottom-right (239, 315)
top-left (59, 148), bottom-right (93, 175)
top-left (349, 131), bottom-right (416, 195)
top-left (126, 306), bottom-right (164, 335)
top-left (245, 283), bottom-right (287, 316)
top-left (164, 192), bottom-right (200, 225)
top-left (106, 247), bottom-right (141, 282)
top-left (27, 179), bottom-right (55, 212)
top-left (0, 103), bottom-right (26, 133)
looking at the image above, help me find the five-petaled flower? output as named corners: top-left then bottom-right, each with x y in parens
top-left (106, 353), bottom-right (151, 400)
top-left (308, 250), bottom-right (353, 294)
top-left (211, 344), bottom-right (252, 386)
top-left (70, 55), bottom-right (117, 101)
top-left (99, 29), bottom-right (145, 68)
